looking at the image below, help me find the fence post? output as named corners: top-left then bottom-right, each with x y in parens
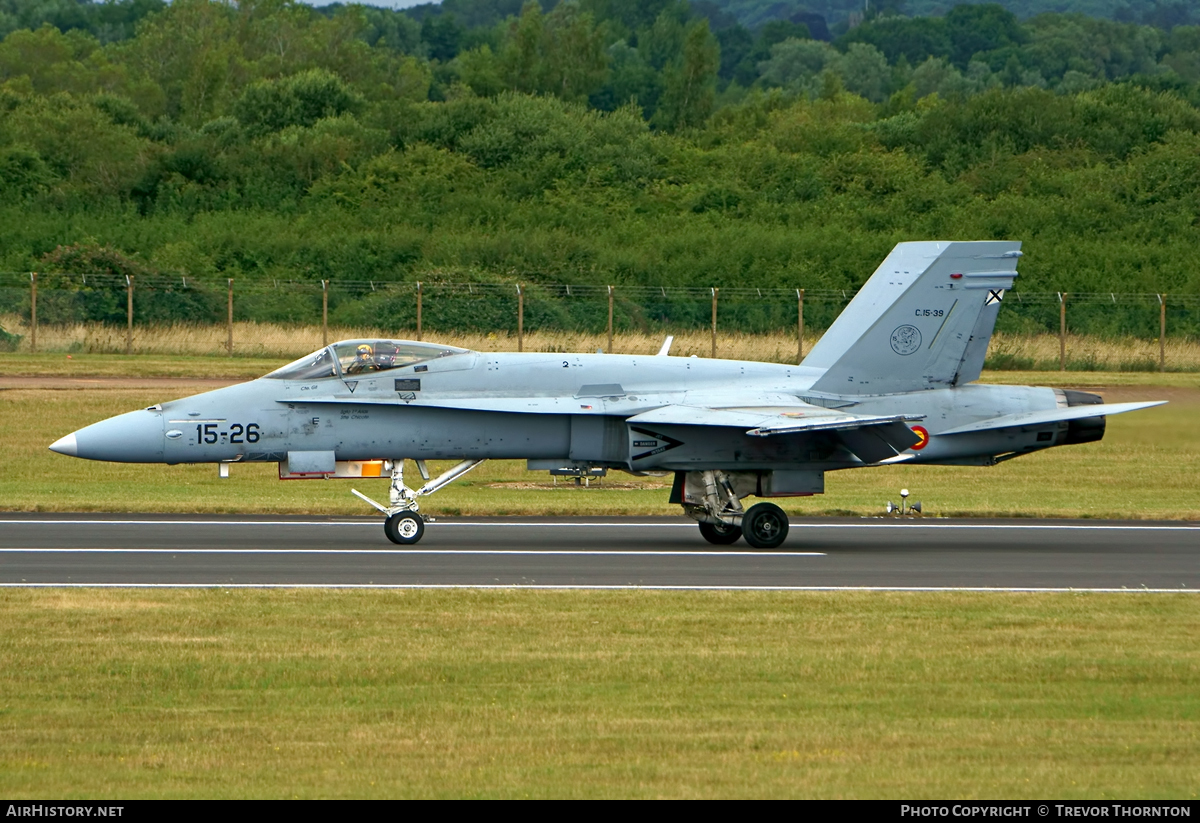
top-left (1159, 293), bottom-right (1166, 372)
top-left (321, 280), bottom-right (328, 347)
top-left (517, 284), bottom-right (524, 352)
top-left (710, 287), bottom-right (718, 359)
top-left (1058, 292), bottom-right (1067, 372)
top-left (797, 288), bottom-right (805, 365)
top-left (125, 275), bottom-right (133, 355)
top-left (226, 278), bottom-right (234, 357)
top-left (416, 281), bottom-right (423, 342)
top-left (607, 285), bottom-right (614, 354)
top-left (29, 272), bottom-right (37, 353)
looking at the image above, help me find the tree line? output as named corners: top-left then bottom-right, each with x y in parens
top-left (1, 0), bottom-right (1199, 339)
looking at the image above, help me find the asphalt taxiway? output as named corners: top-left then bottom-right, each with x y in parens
top-left (0, 514), bottom-right (1197, 590)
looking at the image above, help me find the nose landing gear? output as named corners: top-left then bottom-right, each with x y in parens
top-left (353, 458), bottom-right (485, 545)
top-left (384, 512), bottom-right (425, 545)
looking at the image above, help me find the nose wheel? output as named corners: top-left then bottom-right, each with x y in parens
top-left (354, 459), bottom-right (487, 546)
top-left (384, 512), bottom-right (425, 545)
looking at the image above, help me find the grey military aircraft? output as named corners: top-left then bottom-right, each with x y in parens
top-left (49, 241), bottom-right (1163, 547)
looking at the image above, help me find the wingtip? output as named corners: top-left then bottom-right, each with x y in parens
top-left (49, 432), bottom-right (78, 456)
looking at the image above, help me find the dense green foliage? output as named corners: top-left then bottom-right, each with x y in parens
top-left (1, 0), bottom-right (1199, 336)
top-left (410, 1), bottom-right (1200, 33)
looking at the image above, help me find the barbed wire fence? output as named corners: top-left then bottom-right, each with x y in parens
top-left (1, 272), bottom-right (1198, 370)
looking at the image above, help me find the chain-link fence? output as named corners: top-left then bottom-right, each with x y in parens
top-left (1, 272), bottom-right (1198, 368)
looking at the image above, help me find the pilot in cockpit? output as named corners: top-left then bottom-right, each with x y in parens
top-left (346, 344), bottom-right (378, 374)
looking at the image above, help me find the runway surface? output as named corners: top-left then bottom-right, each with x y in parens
top-left (1, 514), bottom-right (1197, 590)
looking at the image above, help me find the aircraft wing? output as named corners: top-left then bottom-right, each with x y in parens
top-left (626, 404), bottom-right (925, 463)
top-left (626, 404), bottom-right (923, 436)
top-left (937, 401), bottom-right (1166, 435)
top-left (283, 394), bottom-right (922, 435)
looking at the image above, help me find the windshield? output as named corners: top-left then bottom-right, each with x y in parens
top-left (265, 347), bottom-right (339, 381)
top-left (265, 340), bottom-right (470, 380)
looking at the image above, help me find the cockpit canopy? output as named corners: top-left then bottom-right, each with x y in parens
top-left (265, 339), bottom-right (471, 381)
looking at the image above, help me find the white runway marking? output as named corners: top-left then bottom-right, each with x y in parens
top-left (429, 522), bottom-right (1200, 532)
top-left (5, 519), bottom-right (1199, 531)
top-left (0, 548), bottom-right (825, 557)
top-left (0, 583), bottom-right (1194, 593)
top-left (6, 519), bottom-right (691, 527)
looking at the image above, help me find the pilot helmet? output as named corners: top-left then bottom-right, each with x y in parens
top-left (355, 344), bottom-right (373, 361)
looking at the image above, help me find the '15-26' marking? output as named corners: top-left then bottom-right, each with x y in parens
top-left (196, 423), bottom-right (261, 444)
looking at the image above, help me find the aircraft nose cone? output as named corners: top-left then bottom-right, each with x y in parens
top-left (49, 433), bottom-right (78, 456)
top-left (51, 409), bottom-right (165, 462)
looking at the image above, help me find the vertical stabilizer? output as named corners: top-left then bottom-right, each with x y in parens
top-left (805, 241), bottom-right (1021, 394)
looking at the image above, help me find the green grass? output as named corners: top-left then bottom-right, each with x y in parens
top-left (979, 371), bottom-right (1200, 389)
top-left (4, 381), bottom-right (1195, 518)
top-left (0, 589), bottom-right (1196, 799)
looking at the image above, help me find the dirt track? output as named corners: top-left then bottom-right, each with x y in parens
top-left (1, 374), bottom-right (1193, 404)
top-left (0, 376), bottom-right (240, 390)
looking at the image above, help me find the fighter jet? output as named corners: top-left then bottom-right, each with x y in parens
top-left (49, 241), bottom-right (1164, 547)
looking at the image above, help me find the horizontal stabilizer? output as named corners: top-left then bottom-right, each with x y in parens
top-left (837, 421), bottom-right (922, 463)
top-left (938, 401), bottom-right (1166, 435)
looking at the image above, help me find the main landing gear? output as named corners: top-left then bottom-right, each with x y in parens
top-left (698, 520), bottom-right (741, 545)
top-left (740, 502), bottom-right (789, 549)
top-left (684, 470), bottom-right (790, 549)
top-left (352, 459), bottom-right (485, 545)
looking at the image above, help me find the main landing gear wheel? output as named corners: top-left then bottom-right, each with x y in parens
top-left (742, 503), bottom-right (789, 549)
top-left (699, 521), bottom-right (743, 545)
top-left (384, 512), bottom-right (425, 545)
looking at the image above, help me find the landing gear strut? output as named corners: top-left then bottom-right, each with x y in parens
top-left (353, 459), bottom-right (485, 545)
top-left (683, 470), bottom-right (791, 549)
